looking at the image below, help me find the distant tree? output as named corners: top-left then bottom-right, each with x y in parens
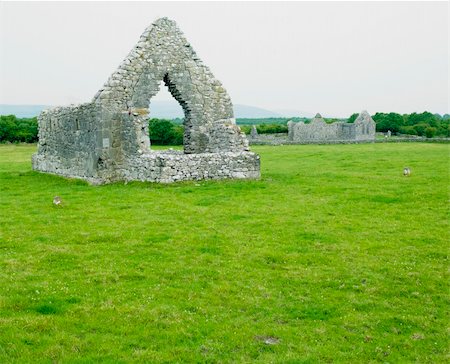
top-left (437, 123), bottom-right (450, 137)
top-left (239, 123), bottom-right (288, 134)
top-left (240, 125), bottom-right (251, 134)
top-left (405, 112), bottom-right (437, 127)
top-left (413, 123), bottom-right (428, 136)
top-left (256, 124), bottom-right (288, 134)
top-left (372, 112), bottom-right (404, 133)
top-left (148, 118), bottom-right (184, 145)
top-left (399, 126), bottom-right (416, 135)
top-left (425, 127), bottom-right (437, 138)
top-left (0, 115), bottom-right (38, 143)
top-left (348, 113), bottom-right (359, 123)
top-left (235, 117), bottom-right (309, 125)
top-left (0, 115), bottom-right (16, 141)
top-left (325, 118), bottom-right (339, 124)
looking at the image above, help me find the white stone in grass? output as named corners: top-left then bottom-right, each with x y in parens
top-left (255, 335), bottom-right (280, 345)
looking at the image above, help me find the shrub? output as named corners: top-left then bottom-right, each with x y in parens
top-left (425, 127), bottom-right (437, 138)
top-left (257, 124), bottom-right (288, 134)
top-left (437, 124), bottom-right (450, 137)
top-left (240, 125), bottom-right (251, 135)
top-left (413, 123), bottom-right (428, 136)
top-left (398, 126), bottom-right (416, 135)
top-left (148, 118), bottom-right (184, 145)
top-left (347, 113), bottom-right (359, 123)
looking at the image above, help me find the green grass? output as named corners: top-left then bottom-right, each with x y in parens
top-left (0, 143), bottom-right (448, 363)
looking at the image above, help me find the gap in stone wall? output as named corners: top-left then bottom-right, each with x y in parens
top-left (148, 81), bottom-right (185, 150)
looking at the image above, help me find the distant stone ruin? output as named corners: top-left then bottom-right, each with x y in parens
top-left (288, 111), bottom-right (375, 143)
top-left (32, 18), bottom-right (260, 184)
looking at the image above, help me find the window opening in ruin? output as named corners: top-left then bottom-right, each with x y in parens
top-left (148, 80), bottom-right (185, 149)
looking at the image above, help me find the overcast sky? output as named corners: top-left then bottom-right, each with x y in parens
top-left (0, 1), bottom-right (448, 117)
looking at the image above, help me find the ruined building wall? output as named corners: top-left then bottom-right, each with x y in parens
top-left (92, 18), bottom-right (247, 154)
top-left (34, 103), bottom-right (100, 179)
top-left (32, 18), bottom-right (259, 184)
top-left (288, 111), bottom-right (375, 143)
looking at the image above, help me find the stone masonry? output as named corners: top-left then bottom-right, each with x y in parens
top-left (32, 18), bottom-right (260, 184)
top-left (288, 111), bottom-right (376, 143)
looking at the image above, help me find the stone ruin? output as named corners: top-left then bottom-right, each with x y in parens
top-left (32, 18), bottom-right (260, 184)
top-left (288, 111), bottom-right (376, 143)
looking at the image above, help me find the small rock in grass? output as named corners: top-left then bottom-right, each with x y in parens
top-left (255, 335), bottom-right (280, 345)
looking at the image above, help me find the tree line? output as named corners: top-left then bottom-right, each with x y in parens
top-left (348, 111), bottom-right (449, 138)
top-left (0, 115), bottom-right (38, 143)
top-left (1, 112), bottom-right (448, 144)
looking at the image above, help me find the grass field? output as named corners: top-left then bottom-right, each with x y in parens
top-left (0, 143), bottom-right (448, 363)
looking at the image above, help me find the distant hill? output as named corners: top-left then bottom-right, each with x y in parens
top-left (0, 103), bottom-right (312, 119)
top-left (233, 104), bottom-right (282, 118)
top-left (273, 109), bottom-right (316, 118)
top-left (150, 102), bottom-right (284, 118)
top-left (0, 104), bottom-right (50, 118)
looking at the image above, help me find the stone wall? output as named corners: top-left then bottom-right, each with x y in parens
top-left (288, 111), bottom-right (375, 143)
top-left (248, 133), bottom-right (290, 145)
top-left (34, 104), bottom-right (100, 178)
top-left (248, 133), bottom-right (377, 145)
top-left (248, 133), bottom-right (449, 145)
top-left (124, 151), bottom-right (260, 183)
top-left (33, 18), bottom-right (259, 184)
